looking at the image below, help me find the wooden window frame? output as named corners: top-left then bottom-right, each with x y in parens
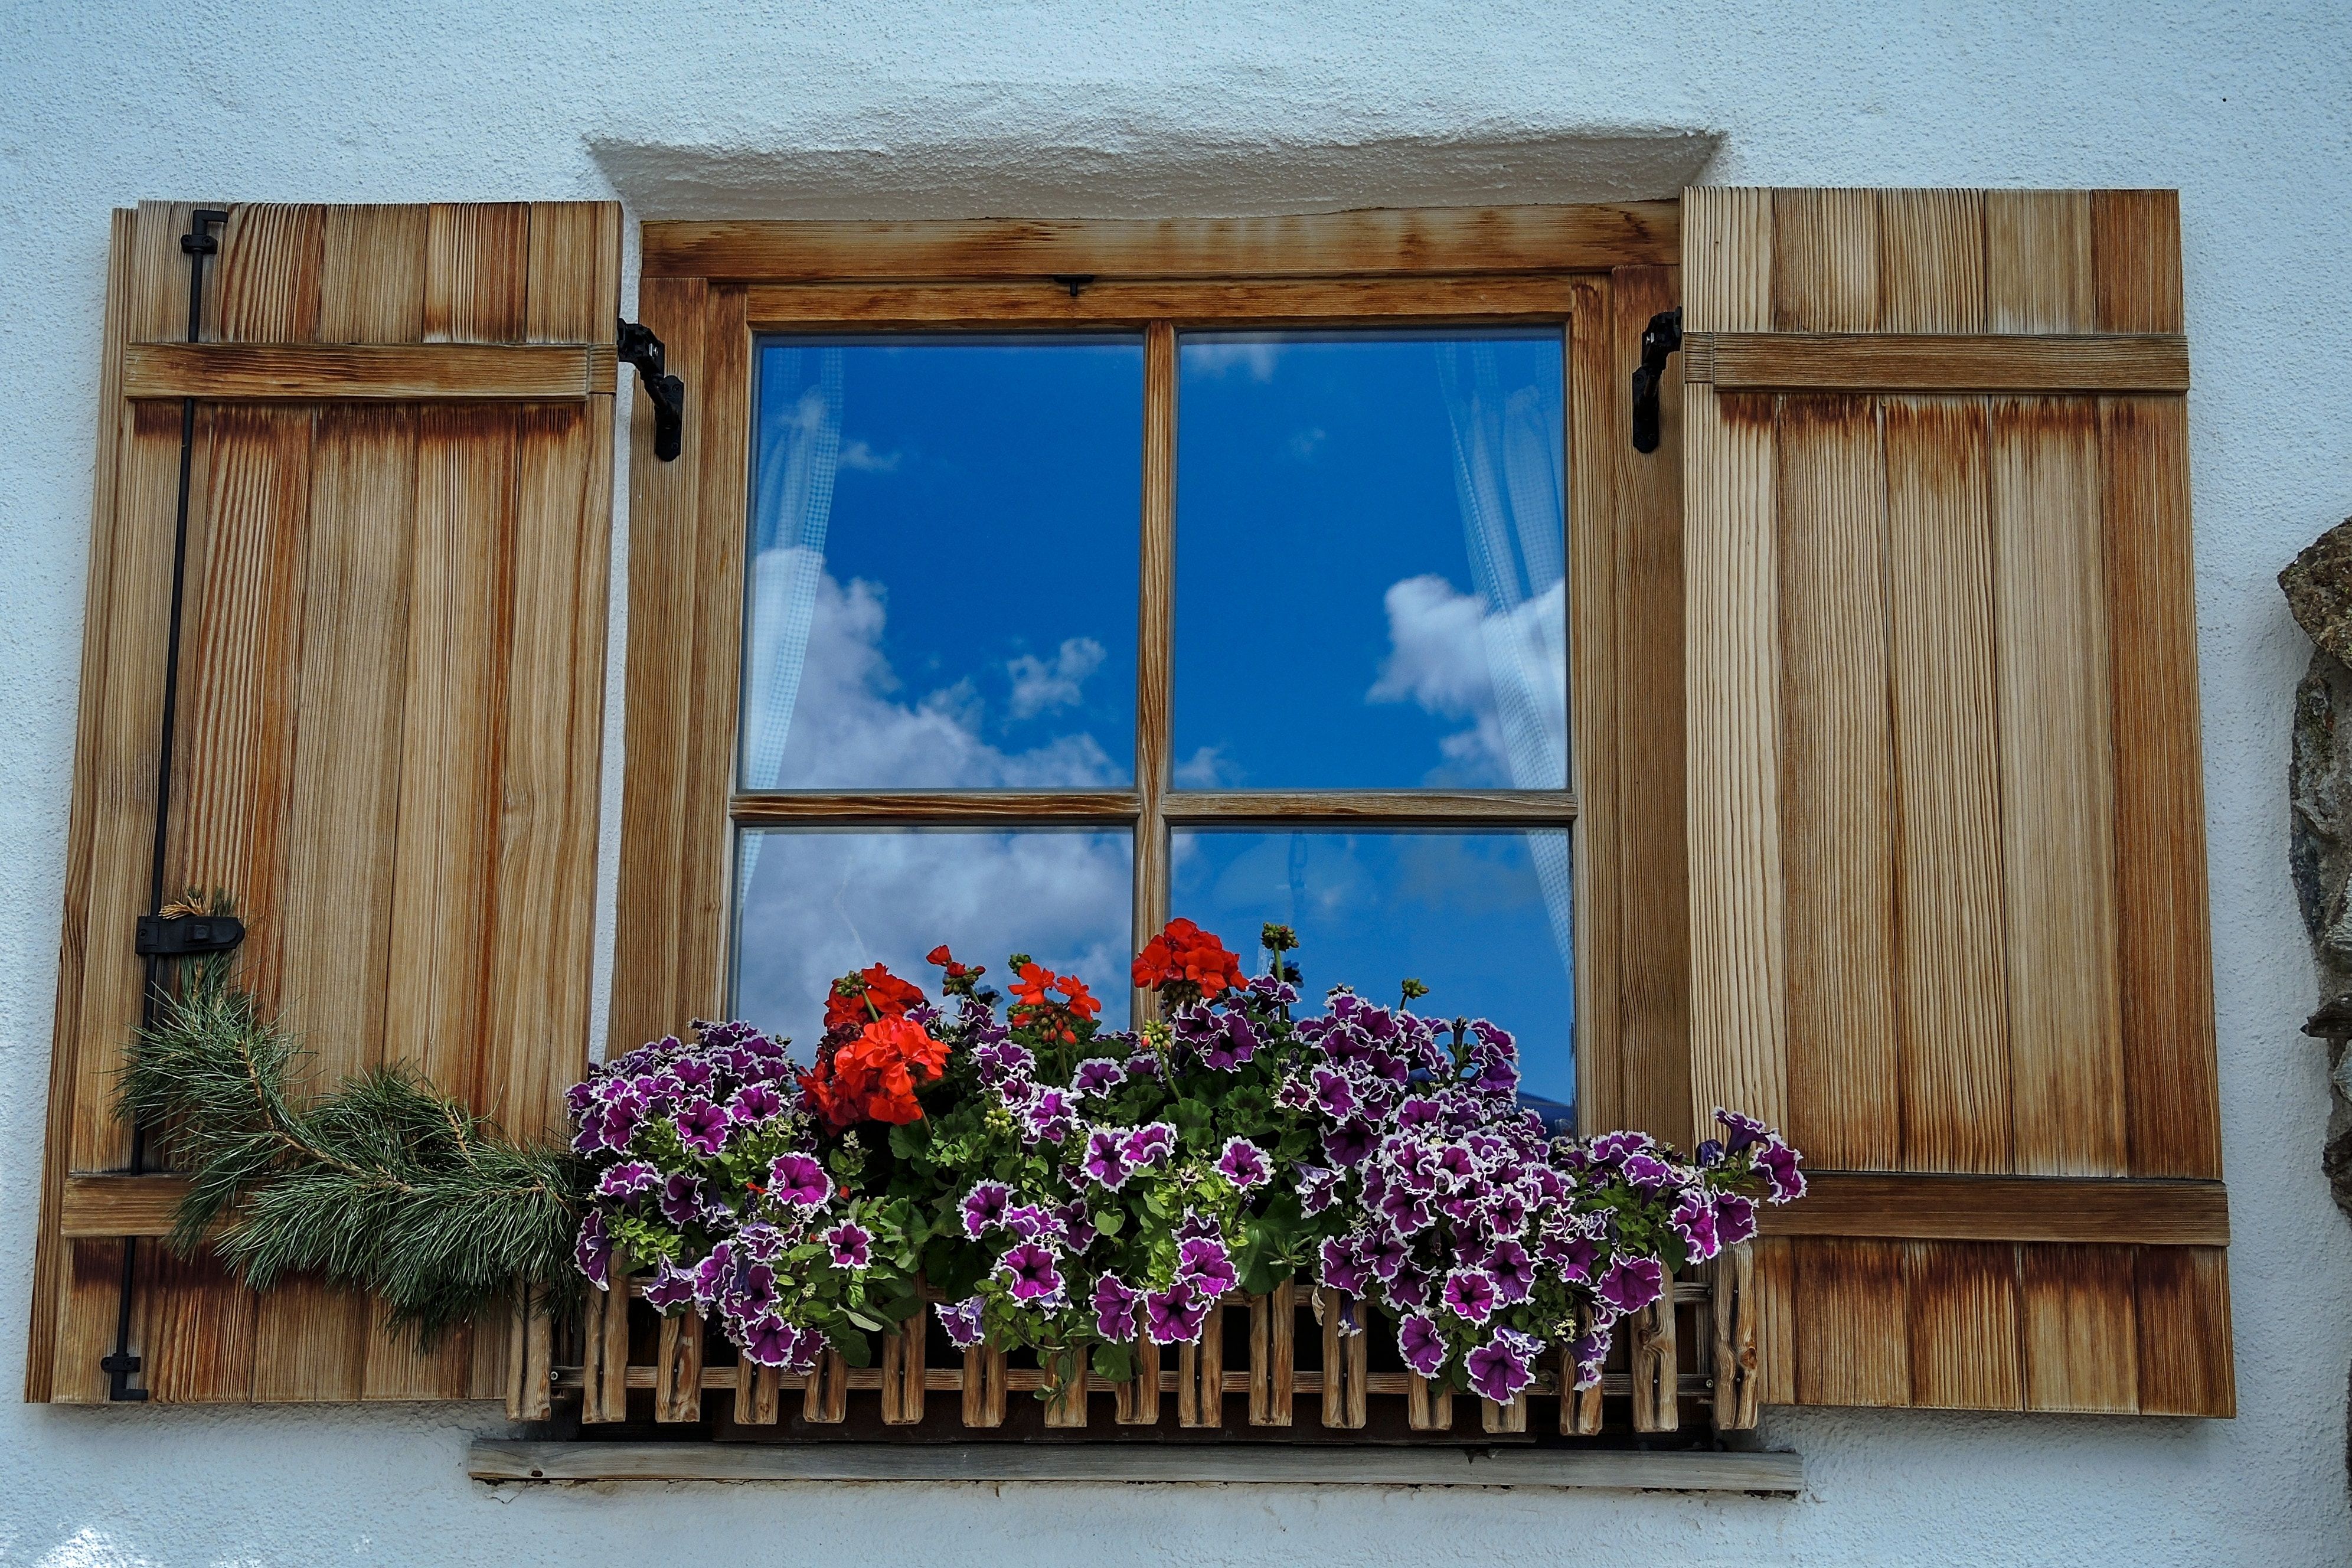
top-left (612, 204), bottom-right (1688, 1145)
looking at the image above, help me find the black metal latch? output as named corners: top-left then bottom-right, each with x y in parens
top-left (134, 912), bottom-right (246, 958)
top-left (1631, 306), bottom-right (1683, 454)
top-left (617, 318), bottom-right (686, 463)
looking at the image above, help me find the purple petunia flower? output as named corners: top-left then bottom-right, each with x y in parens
top-left (1124, 1122), bottom-right (1176, 1168)
top-left (1311, 1067), bottom-right (1359, 1120)
top-left (573, 1209), bottom-right (612, 1288)
top-left (1487, 1239), bottom-right (1537, 1304)
top-left (1397, 1312), bottom-right (1448, 1377)
top-left (1389, 1265), bottom-right (1433, 1311)
top-left (674, 1098), bottom-right (731, 1157)
top-left (1176, 1236), bottom-right (1237, 1296)
top-left (1434, 1144), bottom-right (1479, 1185)
top-left (1093, 1274), bottom-right (1140, 1341)
top-left (1055, 1198), bottom-right (1100, 1252)
top-left (1621, 1152), bottom-right (1674, 1194)
top-left (1588, 1129), bottom-right (1654, 1167)
top-left (1318, 1235), bottom-right (1370, 1296)
top-left (1670, 1191), bottom-right (1720, 1262)
top-left (1715, 1192), bottom-right (1758, 1247)
top-left (824, 1221), bottom-right (872, 1269)
top-left (1396, 1096), bottom-right (1443, 1132)
top-left (1199, 1011), bottom-right (1260, 1071)
top-left (1567, 1330), bottom-right (1610, 1390)
top-left (1442, 1268), bottom-right (1498, 1325)
top-left (1714, 1108), bottom-right (1768, 1152)
top-left (691, 1241), bottom-right (737, 1306)
top-left (1083, 1128), bottom-right (1133, 1190)
top-left (1143, 1279), bottom-right (1211, 1345)
top-left (728, 1260), bottom-right (780, 1316)
top-left (1298, 1164), bottom-right (1343, 1217)
top-left (1175, 1208), bottom-right (1222, 1243)
top-left (1597, 1254), bottom-right (1666, 1315)
top-left (729, 1082), bottom-right (785, 1123)
top-left (1072, 1057), bottom-right (1128, 1096)
top-left (1002, 1203), bottom-right (1064, 1246)
top-left (937, 1295), bottom-right (986, 1350)
top-left (766, 1152), bottom-right (832, 1210)
top-left (999, 1242), bottom-right (1066, 1305)
top-left (1378, 1185), bottom-right (1434, 1236)
top-left (643, 1260), bottom-right (698, 1312)
top-left (1323, 1119), bottom-right (1376, 1168)
top-left (740, 1314), bottom-right (801, 1368)
top-left (1216, 1136), bottom-right (1272, 1190)
top-left (961, 1180), bottom-right (1013, 1237)
top-left (596, 1160), bottom-right (659, 1200)
top-left (658, 1172), bottom-right (706, 1227)
top-left (1465, 1329), bottom-right (1540, 1403)
top-left (1364, 1230), bottom-right (1410, 1283)
top-left (1756, 1139), bottom-right (1807, 1202)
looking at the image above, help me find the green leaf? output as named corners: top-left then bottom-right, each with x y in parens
top-left (1090, 1343), bottom-right (1135, 1384)
top-left (847, 1309), bottom-right (885, 1332)
top-left (838, 1329), bottom-right (874, 1368)
top-left (888, 1121), bottom-right (929, 1159)
top-left (1092, 1209), bottom-right (1124, 1237)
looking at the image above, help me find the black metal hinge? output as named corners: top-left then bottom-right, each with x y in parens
top-left (1631, 306), bottom-right (1683, 453)
top-left (134, 912), bottom-right (246, 958)
top-left (617, 318), bottom-right (685, 463)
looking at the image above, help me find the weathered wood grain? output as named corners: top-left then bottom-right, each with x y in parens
top-left (1628, 1286), bottom-right (1681, 1430)
top-left (2132, 1243), bottom-right (2233, 1417)
top-left (1758, 1173), bottom-right (2228, 1245)
top-left (647, 203), bottom-right (1680, 280)
top-left (1687, 332), bottom-right (2188, 394)
top-left (123, 341), bottom-right (613, 400)
top-left (1247, 1283), bottom-right (1295, 1426)
top-left (747, 275), bottom-right (1584, 327)
top-left (1776, 394), bottom-right (1900, 1171)
top-left (1902, 1240), bottom-right (2023, 1410)
top-left (2021, 1242), bottom-right (2139, 1413)
top-left (1793, 1237), bottom-right (1909, 1407)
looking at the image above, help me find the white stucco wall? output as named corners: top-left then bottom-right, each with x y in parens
top-left (4, 2), bottom-right (2349, 1562)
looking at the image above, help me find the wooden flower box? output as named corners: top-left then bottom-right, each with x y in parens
top-left (505, 1242), bottom-right (1761, 1440)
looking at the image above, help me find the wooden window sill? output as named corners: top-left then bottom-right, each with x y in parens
top-left (468, 1439), bottom-right (1803, 1492)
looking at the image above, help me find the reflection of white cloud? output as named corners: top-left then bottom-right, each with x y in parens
top-left (1367, 574), bottom-right (1566, 786)
top-left (1184, 341), bottom-right (1283, 381)
top-left (1006, 636), bottom-right (1106, 719)
top-left (733, 558), bottom-right (1133, 1050)
top-left (838, 439), bottom-right (900, 472)
top-left (1172, 744), bottom-right (1239, 789)
top-left (1288, 426), bottom-right (1327, 459)
top-left (738, 828), bottom-right (1133, 1054)
top-left (754, 550), bottom-right (1120, 790)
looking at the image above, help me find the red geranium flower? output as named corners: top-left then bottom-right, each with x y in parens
top-left (1131, 918), bottom-right (1244, 1000)
top-left (800, 1012), bottom-right (949, 1132)
top-left (824, 962), bottom-right (926, 1037)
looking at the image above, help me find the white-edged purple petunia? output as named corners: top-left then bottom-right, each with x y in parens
top-left (766, 1152), bottom-right (832, 1210)
top-left (1216, 1136), bottom-right (1272, 1190)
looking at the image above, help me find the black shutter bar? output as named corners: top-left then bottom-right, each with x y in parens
top-left (100, 205), bottom-right (246, 1403)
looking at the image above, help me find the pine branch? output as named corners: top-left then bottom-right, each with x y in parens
top-left (119, 927), bottom-right (592, 1345)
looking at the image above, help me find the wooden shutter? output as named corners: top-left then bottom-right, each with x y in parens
top-left (1683, 188), bottom-right (2232, 1415)
top-left (28, 201), bottom-right (619, 1403)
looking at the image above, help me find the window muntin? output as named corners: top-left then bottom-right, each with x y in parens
top-left (1172, 328), bottom-right (1567, 790)
top-left (730, 312), bottom-right (1578, 1125)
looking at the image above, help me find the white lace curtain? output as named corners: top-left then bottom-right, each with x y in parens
top-left (1435, 342), bottom-right (1575, 984)
top-left (739, 348), bottom-right (846, 884)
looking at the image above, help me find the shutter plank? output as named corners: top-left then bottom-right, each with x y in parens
top-left (1792, 1237), bottom-right (1909, 1406)
top-left (2133, 1244), bottom-right (2234, 1416)
top-left (2021, 1242), bottom-right (2139, 1413)
top-left (1885, 398), bottom-right (2012, 1173)
top-left (1903, 1241), bottom-right (2023, 1409)
top-left (320, 205), bottom-right (429, 343)
top-left (1771, 188), bottom-right (1880, 332)
top-left (2101, 394), bottom-right (2221, 1178)
top-left (1776, 396), bottom-right (1900, 1170)
top-left (1986, 191), bottom-right (2094, 334)
top-left (29, 208), bottom-right (136, 1403)
top-left (1992, 398), bottom-right (2127, 1176)
top-left (1609, 266), bottom-right (1694, 1143)
top-left (1878, 190), bottom-right (1986, 334)
top-left (683, 287), bottom-right (752, 1023)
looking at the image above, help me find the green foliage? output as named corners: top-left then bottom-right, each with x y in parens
top-left (118, 934), bottom-right (590, 1345)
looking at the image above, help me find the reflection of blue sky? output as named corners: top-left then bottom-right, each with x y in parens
top-left (731, 331), bottom-right (1572, 1113)
top-left (746, 337), bottom-right (1142, 792)
top-left (1172, 831), bottom-right (1573, 1113)
top-left (1174, 330), bottom-right (1566, 791)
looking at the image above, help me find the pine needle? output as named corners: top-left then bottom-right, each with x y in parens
top-left (119, 932), bottom-right (590, 1347)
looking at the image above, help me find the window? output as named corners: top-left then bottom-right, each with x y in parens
top-left (726, 312), bottom-right (1581, 1116)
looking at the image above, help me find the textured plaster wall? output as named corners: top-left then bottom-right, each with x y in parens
top-left (1, 2), bottom-right (2348, 1563)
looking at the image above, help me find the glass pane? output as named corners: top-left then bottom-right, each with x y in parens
top-left (743, 336), bottom-right (1143, 791)
top-left (1170, 828), bottom-right (1573, 1122)
top-left (1173, 329), bottom-right (1566, 790)
top-left (733, 828), bottom-right (1134, 1051)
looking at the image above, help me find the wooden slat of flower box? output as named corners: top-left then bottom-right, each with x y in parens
top-left (1406, 1374), bottom-right (1453, 1431)
top-left (803, 1346), bottom-right (848, 1423)
top-left (1117, 1340), bottom-right (1162, 1425)
top-left (1318, 1289), bottom-right (1368, 1429)
top-left (1630, 1292), bottom-right (1678, 1433)
top-left (879, 1309), bottom-right (925, 1425)
top-left (961, 1345), bottom-right (1007, 1427)
top-left (1175, 1308), bottom-right (1226, 1427)
top-left (1712, 1241), bottom-right (1762, 1430)
top-left (1248, 1285), bottom-right (1295, 1426)
top-left (655, 1311), bottom-right (702, 1423)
